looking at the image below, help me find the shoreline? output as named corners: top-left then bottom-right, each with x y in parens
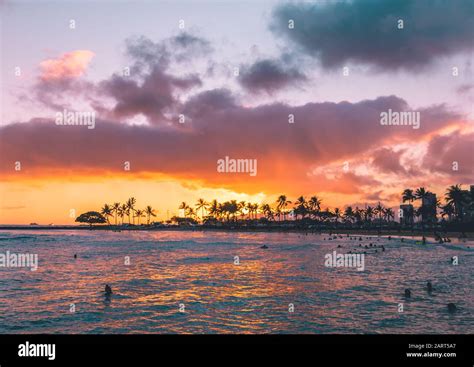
top-left (0, 225), bottom-right (473, 239)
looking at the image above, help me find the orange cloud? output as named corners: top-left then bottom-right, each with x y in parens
top-left (39, 50), bottom-right (94, 81)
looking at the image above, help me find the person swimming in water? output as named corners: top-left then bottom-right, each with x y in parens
top-left (260, 245), bottom-right (268, 249)
top-left (73, 254), bottom-right (77, 259)
top-left (404, 289), bottom-right (411, 298)
top-left (105, 284), bottom-right (112, 295)
top-left (427, 281), bottom-right (433, 293)
top-left (447, 303), bottom-right (457, 313)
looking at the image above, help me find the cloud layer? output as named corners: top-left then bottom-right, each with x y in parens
top-left (0, 95), bottom-right (465, 196)
top-left (271, 0), bottom-right (474, 70)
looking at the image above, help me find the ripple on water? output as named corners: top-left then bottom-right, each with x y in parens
top-left (0, 230), bottom-right (472, 334)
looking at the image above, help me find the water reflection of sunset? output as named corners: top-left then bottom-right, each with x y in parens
top-left (1, 230), bottom-right (472, 334)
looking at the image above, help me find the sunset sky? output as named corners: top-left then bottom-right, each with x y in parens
top-left (0, 0), bottom-right (473, 224)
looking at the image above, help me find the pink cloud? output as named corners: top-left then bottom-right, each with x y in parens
top-left (423, 131), bottom-right (474, 180)
top-left (39, 50), bottom-right (94, 81)
top-left (371, 147), bottom-right (408, 174)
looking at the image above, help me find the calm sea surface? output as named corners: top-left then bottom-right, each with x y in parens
top-left (0, 230), bottom-right (472, 334)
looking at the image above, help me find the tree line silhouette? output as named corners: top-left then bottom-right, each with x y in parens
top-left (75, 184), bottom-right (473, 229)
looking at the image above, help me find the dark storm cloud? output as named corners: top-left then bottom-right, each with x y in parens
top-left (271, 0), bottom-right (474, 71)
top-left (239, 58), bottom-right (307, 93)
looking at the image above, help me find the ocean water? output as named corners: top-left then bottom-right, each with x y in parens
top-left (0, 229), bottom-right (472, 334)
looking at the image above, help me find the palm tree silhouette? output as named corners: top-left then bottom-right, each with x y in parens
top-left (195, 198), bottom-right (208, 220)
top-left (384, 207), bottom-right (394, 222)
top-left (440, 202), bottom-right (455, 221)
top-left (333, 208), bottom-right (341, 226)
top-left (126, 197), bottom-right (136, 224)
top-left (354, 207), bottom-right (363, 225)
top-left (179, 202), bottom-right (188, 217)
top-left (308, 196), bottom-right (322, 219)
top-left (276, 195), bottom-right (292, 221)
top-left (260, 203), bottom-right (274, 220)
top-left (100, 204), bottom-right (113, 225)
top-left (245, 202), bottom-right (253, 219)
top-left (120, 203), bottom-right (129, 224)
top-left (228, 200), bottom-right (239, 221)
top-left (135, 209), bottom-right (145, 225)
top-left (252, 203), bottom-right (259, 219)
top-left (186, 206), bottom-right (196, 219)
top-left (344, 206), bottom-right (354, 224)
top-left (364, 206), bottom-right (374, 224)
top-left (208, 200), bottom-right (220, 219)
top-left (445, 184), bottom-right (466, 220)
top-left (111, 202), bottom-right (121, 225)
top-left (145, 205), bottom-right (157, 225)
top-left (238, 201), bottom-right (247, 220)
top-left (117, 206), bottom-right (124, 225)
top-left (294, 196), bottom-right (307, 220)
top-left (415, 187), bottom-right (429, 201)
top-left (402, 189), bottom-right (415, 203)
top-left (375, 202), bottom-right (384, 222)
top-left (415, 187), bottom-right (432, 225)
